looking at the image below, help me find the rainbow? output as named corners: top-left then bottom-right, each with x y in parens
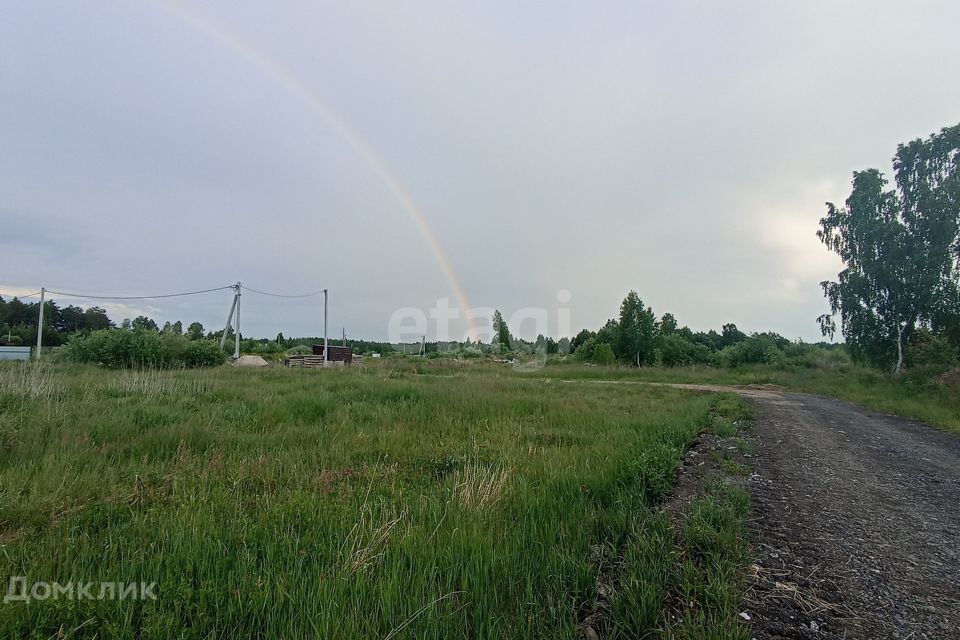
top-left (156, 2), bottom-right (480, 340)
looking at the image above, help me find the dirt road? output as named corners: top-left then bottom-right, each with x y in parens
top-left (667, 384), bottom-right (960, 639)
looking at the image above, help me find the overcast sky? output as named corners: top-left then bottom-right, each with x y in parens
top-left (2, 1), bottom-right (959, 342)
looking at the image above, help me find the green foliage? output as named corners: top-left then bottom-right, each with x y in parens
top-left (285, 345), bottom-right (312, 356)
top-left (714, 333), bottom-right (788, 368)
top-left (617, 291), bottom-right (657, 366)
top-left (819, 124), bottom-right (960, 373)
top-left (720, 323), bottom-right (746, 348)
top-left (592, 342), bottom-right (616, 365)
top-left (574, 335), bottom-right (615, 363)
top-left (656, 333), bottom-right (713, 367)
top-left (570, 328), bottom-right (594, 354)
top-left (62, 329), bottom-right (226, 368)
top-left (491, 309), bottom-right (512, 353)
top-left (131, 315), bottom-right (159, 332)
top-left (660, 312), bottom-right (678, 335)
top-left (181, 339), bottom-right (228, 368)
top-left (0, 296), bottom-right (114, 347)
top-left (608, 486), bottom-right (750, 639)
top-left (186, 322), bottom-right (205, 340)
top-left (573, 337), bottom-right (595, 361)
top-left (905, 329), bottom-right (959, 369)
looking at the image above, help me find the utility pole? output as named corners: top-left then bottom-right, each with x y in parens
top-left (323, 289), bottom-right (329, 367)
top-left (35, 287), bottom-right (45, 361)
top-left (342, 327), bottom-right (346, 347)
top-left (220, 284), bottom-right (240, 354)
top-left (234, 281), bottom-right (242, 360)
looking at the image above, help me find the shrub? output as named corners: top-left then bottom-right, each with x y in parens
top-left (905, 330), bottom-right (959, 370)
top-left (63, 329), bottom-right (226, 369)
top-left (715, 334), bottom-right (784, 368)
top-left (286, 345), bottom-right (312, 356)
top-left (182, 339), bottom-right (228, 368)
top-left (655, 334), bottom-right (712, 367)
top-left (592, 343), bottom-right (616, 365)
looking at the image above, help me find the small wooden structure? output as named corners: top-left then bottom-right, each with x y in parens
top-left (312, 344), bottom-right (353, 364)
top-left (284, 345), bottom-right (357, 368)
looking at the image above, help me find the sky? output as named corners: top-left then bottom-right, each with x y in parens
top-left (2, 1), bottom-right (959, 342)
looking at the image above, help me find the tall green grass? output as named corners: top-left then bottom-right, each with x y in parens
top-left (0, 363), bottom-right (748, 638)
top-left (491, 360), bottom-right (960, 434)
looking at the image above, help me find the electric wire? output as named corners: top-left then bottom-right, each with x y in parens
top-left (43, 285), bottom-right (236, 301)
top-left (243, 286), bottom-right (325, 298)
top-left (0, 290), bottom-right (42, 299)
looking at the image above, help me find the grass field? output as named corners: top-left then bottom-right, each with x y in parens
top-left (530, 363), bottom-right (960, 434)
top-left (0, 363), bottom-right (751, 639)
top-left (399, 358), bottom-right (960, 434)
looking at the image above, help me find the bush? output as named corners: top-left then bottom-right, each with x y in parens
top-left (655, 334), bottom-right (712, 367)
top-left (905, 331), bottom-right (959, 370)
top-left (715, 334), bottom-right (784, 368)
top-left (182, 339), bottom-right (228, 367)
top-left (592, 343), bottom-right (616, 365)
top-left (286, 345), bottom-right (312, 356)
top-left (574, 337), bottom-right (614, 363)
top-left (63, 329), bottom-right (226, 368)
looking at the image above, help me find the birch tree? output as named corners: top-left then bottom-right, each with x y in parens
top-left (818, 124), bottom-right (960, 373)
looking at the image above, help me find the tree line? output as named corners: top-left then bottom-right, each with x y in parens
top-left (0, 298), bottom-right (112, 347)
top-left (488, 291), bottom-right (839, 369)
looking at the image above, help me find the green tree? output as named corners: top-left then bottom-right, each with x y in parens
top-left (720, 323), bottom-right (746, 347)
top-left (58, 305), bottom-right (86, 332)
top-left (819, 124), bottom-right (960, 373)
top-left (592, 342), bottom-right (615, 365)
top-left (187, 322), bottom-right (205, 341)
top-left (492, 310), bottom-right (512, 352)
top-left (132, 316), bottom-right (159, 332)
top-left (659, 313), bottom-right (677, 336)
top-left (616, 291), bottom-right (656, 366)
top-left (570, 329), bottom-right (594, 353)
top-left (171, 321), bottom-right (183, 336)
top-left (84, 307), bottom-right (113, 331)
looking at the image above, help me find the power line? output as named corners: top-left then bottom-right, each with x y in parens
top-left (244, 286), bottom-right (326, 298)
top-left (44, 285), bottom-right (235, 301)
top-left (0, 290), bottom-right (42, 299)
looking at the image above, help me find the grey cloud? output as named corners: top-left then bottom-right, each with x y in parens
top-left (2, 1), bottom-right (958, 340)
